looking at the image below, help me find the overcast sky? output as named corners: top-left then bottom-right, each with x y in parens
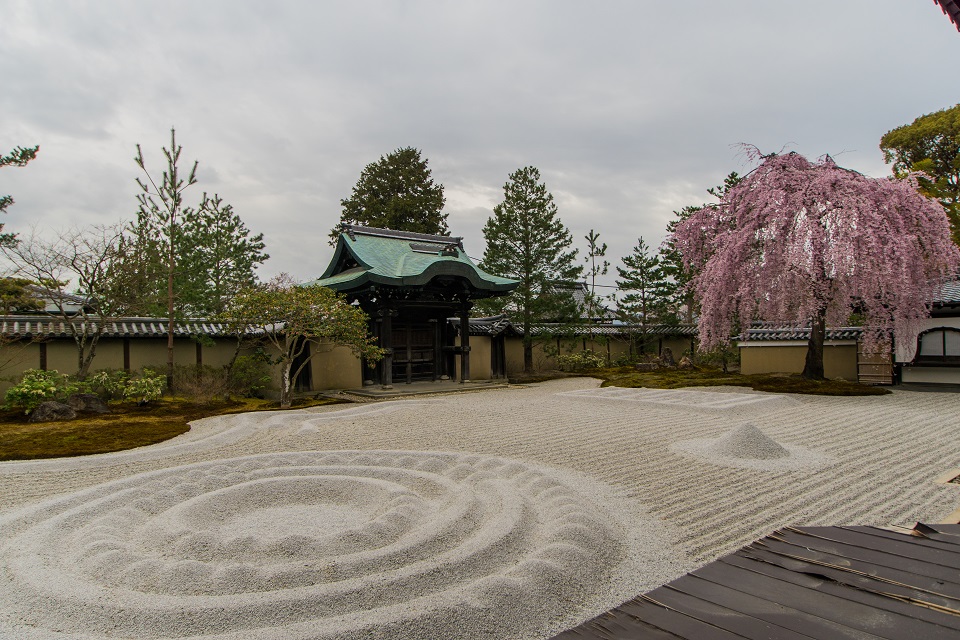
top-left (1, 1), bottom-right (958, 296)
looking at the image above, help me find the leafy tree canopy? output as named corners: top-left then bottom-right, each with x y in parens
top-left (178, 193), bottom-right (269, 316)
top-left (479, 166), bottom-right (582, 371)
top-left (881, 104), bottom-right (960, 244)
top-left (672, 150), bottom-right (959, 380)
top-left (332, 147), bottom-right (447, 242)
top-left (221, 275), bottom-right (382, 408)
top-left (0, 277), bottom-right (43, 314)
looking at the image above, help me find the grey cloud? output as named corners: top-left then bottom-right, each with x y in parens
top-left (1, 0), bottom-right (957, 285)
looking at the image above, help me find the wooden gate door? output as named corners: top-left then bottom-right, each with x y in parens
top-left (392, 322), bottom-right (437, 383)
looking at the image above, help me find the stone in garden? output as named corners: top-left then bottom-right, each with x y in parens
top-left (635, 362), bottom-right (660, 372)
top-left (660, 347), bottom-right (675, 367)
top-left (30, 401), bottom-right (77, 423)
top-left (677, 355), bottom-right (695, 370)
top-left (68, 393), bottom-right (110, 414)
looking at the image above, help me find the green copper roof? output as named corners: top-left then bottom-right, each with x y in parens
top-left (309, 226), bottom-right (518, 295)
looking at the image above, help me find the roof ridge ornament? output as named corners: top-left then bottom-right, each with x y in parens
top-left (346, 225), bottom-right (463, 246)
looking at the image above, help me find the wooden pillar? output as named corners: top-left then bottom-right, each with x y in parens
top-left (430, 318), bottom-right (440, 381)
top-left (123, 338), bottom-right (131, 372)
top-left (380, 304), bottom-right (394, 389)
top-left (39, 342), bottom-right (47, 371)
top-left (196, 341), bottom-right (203, 366)
top-left (459, 304), bottom-right (471, 383)
top-left (405, 323), bottom-right (412, 384)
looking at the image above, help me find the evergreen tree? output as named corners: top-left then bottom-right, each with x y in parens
top-left (479, 166), bottom-right (582, 372)
top-left (617, 237), bottom-right (668, 323)
top-left (178, 193), bottom-right (269, 316)
top-left (583, 229), bottom-right (609, 321)
top-left (332, 147), bottom-right (447, 242)
top-left (134, 128), bottom-right (199, 389)
top-left (616, 237), bottom-right (671, 353)
top-left (222, 275), bottom-right (382, 409)
top-left (0, 145), bottom-right (39, 246)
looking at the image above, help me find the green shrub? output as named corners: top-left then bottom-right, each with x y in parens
top-left (612, 353), bottom-right (643, 367)
top-left (4, 369), bottom-right (73, 414)
top-left (228, 353), bottom-right (273, 398)
top-left (172, 364), bottom-right (231, 403)
top-left (85, 369), bottom-right (130, 402)
top-left (123, 368), bottom-right (166, 405)
top-left (556, 349), bottom-right (607, 372)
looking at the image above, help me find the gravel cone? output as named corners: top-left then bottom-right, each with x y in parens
top-left (709, 423), bottom-right (789, 460)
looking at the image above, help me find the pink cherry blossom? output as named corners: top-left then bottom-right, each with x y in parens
top-left (672, 150), bottom-right (959, 377)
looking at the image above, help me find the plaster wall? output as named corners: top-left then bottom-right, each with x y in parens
top-left (452, 335), bottom-right (493, 380)
top-left (896, 317), bottom-right (960, 363)
top-left (308, 341), bottom-right (364, 390)
top-left (901, 367), bottom-right (960, 384)
top-left (739, 342), bottom-right (859, 380)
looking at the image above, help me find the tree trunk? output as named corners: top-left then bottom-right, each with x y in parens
top-left (801, 308), bottom-right (826, 380)
top-left (167, 252), bottom-right (175, 392)
top-left (522, 315), bottom-right (533, 373)
top-left (280, 364), bottom-right (291, 409)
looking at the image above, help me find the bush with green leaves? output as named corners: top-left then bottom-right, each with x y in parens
top-left (172, 364), bottom-right (230, 403)
top-left (612, 353), bottom-right (644, 367)
top-left (228, 353), bottom-right (273, 398)
top-left (123, 368), bottom-right (166, 405)
top-left (4, 369), bottom-right (72, 414)
top-left (555, 349), bottom-right (607, 372)
top-left (84, 369), bottom-right (130, 401)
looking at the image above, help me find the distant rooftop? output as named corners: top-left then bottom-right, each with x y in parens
top-left (309, 225), bottom-right (518, 297)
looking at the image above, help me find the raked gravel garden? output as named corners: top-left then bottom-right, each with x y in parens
top-left (2, 377), bottom-right (959, 639)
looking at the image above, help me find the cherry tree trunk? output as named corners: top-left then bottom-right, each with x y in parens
top-left (801, 309), bottom-right (826, 380)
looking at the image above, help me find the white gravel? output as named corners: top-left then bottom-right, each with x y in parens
top-left (2, 377), bottom-right (960, 638)
top-left (670, 421), bottom-right (836, 472)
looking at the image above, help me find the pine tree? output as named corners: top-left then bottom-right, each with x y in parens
top-left (583, 229), bottom-right (609, 321)
top-left (134, 129), bottom-right (198, 389)
top-left (617, 237), bottom-right (668, 323)
top-left (0, 145), bottom-right (39, 246)
top-left (104, 212), bottom-right (167, 316)
top-left (332, 147), bottom-right (447, 242)
top-left (616, 237), bottom-right (670, 353)
top-left (479, 166), bottom-right (582, 372)
top-left (178, 193), bottom-right (269, 316)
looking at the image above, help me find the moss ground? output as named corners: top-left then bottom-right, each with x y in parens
top-left (0, 396), bottom-right (347, 461)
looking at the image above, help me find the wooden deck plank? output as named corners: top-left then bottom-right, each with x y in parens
top-left (553, 523), bottom-right (960, 639)
top-left (708, 555), bottom-right (960, 639)
top-left (747, 540), bottom-right (960, 604)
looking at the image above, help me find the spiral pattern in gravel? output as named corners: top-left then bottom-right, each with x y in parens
top-left (0, 450), bottom-right (637, 639)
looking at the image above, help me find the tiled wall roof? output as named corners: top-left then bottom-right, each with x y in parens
top-left (0, 316), bottom-right (235, 338)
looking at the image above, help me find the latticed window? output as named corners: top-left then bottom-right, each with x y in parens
top-left (917, 328), bottom-right (960, 364)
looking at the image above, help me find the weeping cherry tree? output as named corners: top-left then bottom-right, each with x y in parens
top-left (672, 150), bottom-right (960, 380)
